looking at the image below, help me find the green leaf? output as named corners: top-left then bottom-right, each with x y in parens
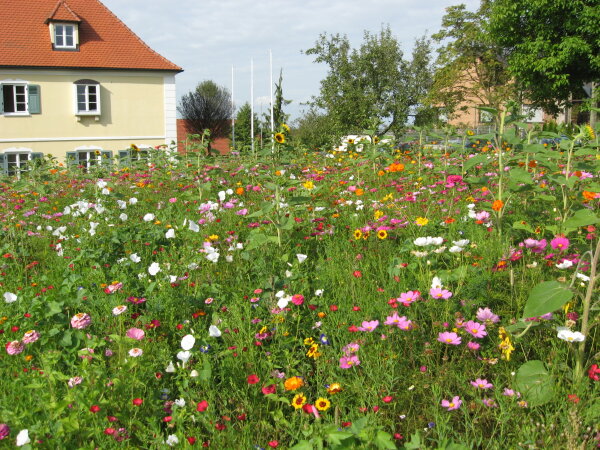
top-left (514, 360), bottom-right (555, 407)
top-left (522, 281), bottom-right (573, 319)
top-left (508, 168), bottom-right (533, 185)
top-left (60, 330), bottom-right (73, 347)
top-left (374, 431), bottom-right (396, 449)
top-left (463, 154), bottom-right (490, 173)
top-left (326, 431), bottom-right (354, 446)
top-left (200, 359), bottom-right (212, 381)
top-left (404, 432), bottom-right (422, 449)
top-left (289, 441), bottom-right (314, 450)
top-left (512, 221), bottom-right (534, 233)
top-left (536, 194), bottom-right (556, 202)
top-left (574, 148), bottom-right (598, 156)
top-left (563, 209), bottom-right (599, 230)
top-left (45, 301), bottom-right (64, 318)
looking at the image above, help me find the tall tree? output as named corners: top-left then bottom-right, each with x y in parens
top-left (178, 80), bottom-right (233, 138)
top-left (427, 2), bottom-right (514, 119)
top-left (233, 102), bottom-right (258, 151)
top-left (293, 107), bottom-right (337, 151)
top-left (304, 26), bottom-right (411, 137)
top-left (406, 36), bottom-right (437, 126)
top-left (488, 0), bottom-right (600, 116)
top-left (272, 69), bottom-right (292, 128)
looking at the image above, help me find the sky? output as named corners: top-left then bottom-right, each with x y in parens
top-left (102, 0), bottom-right (479, 122)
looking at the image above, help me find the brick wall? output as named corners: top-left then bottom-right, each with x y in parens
top-left (176, 119), bottom-right (231, 154)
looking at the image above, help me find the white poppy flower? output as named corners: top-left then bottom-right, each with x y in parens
top-left (277, 295), bottom-right (291, 309)
top-left (188, 220), bottom-right (200, 232)
top-left (130, 253), bottom-right (141, 263)
top-left (296, 254), bottom-right (308, 263)
top-left (208, 325), bottom-right (222, 338)
top-left (119, 213), bottom-right (128, 221)
top-left (148, 262), bottom-right (161, 276)
top-left (166, 361), bottom-right (176, 373)
top-left (16, 429), bottom-right (30, 447)
top-left (4, 292), bottom-right (17, 303)
top-left (555, 260), bottom-right (573, 269)
top-left (96, 180), bottom-right (107, 189)
top-left (129, 197), bottom-right (138, 205)
top-left (177, 351), bottom-right (191, 364)
top-left (165, 228), bottom-right (175, 239)
top-left (143, 213), bottom-right (155, 222)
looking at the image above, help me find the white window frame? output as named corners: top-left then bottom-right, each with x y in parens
top-left (74, 147), bottom-right (102, 170)
top-left (74, 81), bottom-right (101, 116)
top-left (1, 82), bottom-right (28, 115)
top-left (2, 148), bottom-right (34, 177)
top-left (54, 23), bottom-right (76, 49)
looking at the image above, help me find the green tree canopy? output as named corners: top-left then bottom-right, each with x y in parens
top-left (488, 0), bottom-right (600, 114)
top-left (233, 102), bottom-right (258, 151)
top-left (178, 80), bottom-right (233, 138)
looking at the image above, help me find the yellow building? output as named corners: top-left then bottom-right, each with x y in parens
top-left (0, 0), bottom-right (182, 174)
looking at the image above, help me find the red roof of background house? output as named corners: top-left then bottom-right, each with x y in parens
top-left (0, 0), bottom-right (182, 72)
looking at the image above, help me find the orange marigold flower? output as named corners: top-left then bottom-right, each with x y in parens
top-left (284, 376), bottom-right (304, 391)
top-left (583, 191), bottom-right (599, 201)
top-left (492, 200), bottom-right (504, 211)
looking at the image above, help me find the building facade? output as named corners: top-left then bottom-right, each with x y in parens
top-left (0, 0), bottom-right (182, 173)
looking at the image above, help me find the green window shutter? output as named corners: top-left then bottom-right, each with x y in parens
top-left (118, 150), bottom-right (130, 165)
top-left (0, 154), bottom-right (5, 175)
top-left (0, 85), bottom-right (3, 113)
top-left (28, 85), bottom-right (41, 114)
top-left (66, 151), bottom-right (77, 167)
top-left (101, 150), bottom-right (113, 166)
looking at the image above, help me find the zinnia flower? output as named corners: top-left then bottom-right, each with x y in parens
top-left (126, 328), bottom-right (145, 340)
top-left (5, 341), bottom-right (24, 355)
top-left (71, 313), bottom-right (91, 329)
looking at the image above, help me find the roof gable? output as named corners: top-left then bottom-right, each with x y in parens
top-left (0, 0), bottom-right (182, 72)
top-left (46, 0), bottom-right (81, 23)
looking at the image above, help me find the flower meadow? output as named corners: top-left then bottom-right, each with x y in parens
top-left (0, 126), bottom-right (599, 449)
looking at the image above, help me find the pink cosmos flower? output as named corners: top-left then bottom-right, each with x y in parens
top-left (430, 288), bottom-right (453, 300)
top-left (464, 320), bottom-right (487, 338)
top-left (441, 396), bottom-right (462, 411)
top-left (68, 376), bottom-right (83, 388)
top-left (398, 290), bottom-right (420, 305)
top-left (437, 331), bottom-right (461, 345)
top-left (22, 330), bottom-right (40, 344)
top-left (467, 341), bottom-right (480, 351)
top-left (523, 238), bottom-right (547, 253)
top-left (357, 320), bottom-right (379, 332)
top-left (339, 355), bottom-right (361, 369)
top-left (476, 307), bottom-right (499, 324)
top-left (550, 236), bottom-right (569, 251)
top-left (71, 313), bottom-right (92, 329)
top-left (126, 328), bottom-right (145, 341)
top-left (384, 312), bottom-right (403, 326)
top-left (128, 348), bottom-right (143, 357)
top-left (397, 317), bottom-right (414, 331)
top-left (342, 342), bottom-right (360, 354)
top-left (5, 340), bottom-right (24, 355)
top-left (470, 378), bottom-right (493, 389)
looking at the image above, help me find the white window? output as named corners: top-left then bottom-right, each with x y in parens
top-left (74, 80), bottom-right (101, 115)
top-left (54, 24), bottom-right (76, 49)
top-left (66, 148), bottom-right (112, 171)
top-left (0, 149), bottom-right (43, 177)
top-left (2, 84), bottom-right (27, 113)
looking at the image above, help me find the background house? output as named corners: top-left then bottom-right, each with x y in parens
top-left (0, 0), bottom-right (182, 174)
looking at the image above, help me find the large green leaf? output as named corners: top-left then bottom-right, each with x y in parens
top-left (514, 360), bottom-right (555, 407)
top-left (463, 154), bottom-right (490, 173)
top-left (564, 209), bottom-right (600, 230)
top-left (522, 281), bottom-right (573, 319)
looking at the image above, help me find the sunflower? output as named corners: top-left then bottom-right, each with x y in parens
top-left (373, 136), bottom-right (380, 144)
top-left (291, 393), bottom-right (307, 409)
top-left (376, 229), bottom-right (388, 240)
top-left (315, 397), bottom-right (331, 411)
top-left (353, 229), bottom-right (363, 240)
top-left (274, 133), bottom-right (285, 144)
top-left (282, 123), bottom-right (290, 132)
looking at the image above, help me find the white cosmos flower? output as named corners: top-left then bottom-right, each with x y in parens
top-left (119, 213), bottom-right (128, 221)
top-left (165, 434), bottom-right (179, 446)
top-left (130, 253), bottom-right (141, 263)
top-left (449, 246), bottom-right (463, 253)
top-left (143, 213), bottom-right (155, 222)
top-left (166, 361), bottom-right (176, 373)
top-left (188, 220), bottom-right (200, 232)
top-left (206, 251), bottom-right (220, 263)
top-left (129, 197), bottom-right (138, 205)
top-left (557, 327), bottom-right (585, 342)
top-left (96, 180), bottom-right (107, 189)
top-left (117, 200), bottom-right (127, 209)
top-left (556, 259), bottom-right (573, 269)
top-left (4, 292), bottom-right (17, 303)
top-left (208, 325), bottom-right (222, 338)
top-left (453, 239), bottom-right (470, 247)
top-left (16, 429), bottom-right (30, 447)
top-left (430, 237), bottom-right (444, 246)
top-left (174, 398), bottom-right (186, 407)
top-left (296, 253), bottom-right (308, 263)
top-left (576, 273), bottom-right (590, 282)
top-left (165, 228), bottom-right (175, 239)
top-left (225, 255), bottom-right (233, 263)
top-left (181, 334), bottom-right (195, 350)
top-left (101, 188), bottom-right (110, 195)
top-left (414, 237), bottom-right (429, 246)
top-left (431, 276), bottom-right (443, 289)
top-left (218, 191), bottom-right (226, 202)
top-left (148, 262), bottom-right (161, 276)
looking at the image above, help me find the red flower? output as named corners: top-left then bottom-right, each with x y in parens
top-left (382, 396), bottom-right (393, 403)
top-left (341, 421), bottom-right (352, 427)
top-left (588, 364), bottom-right (600, 381)
top-left (187, 437), bottom-right (197, 445)
top-left (261, 384), bottom-right (276, 395)
top-left (268, 441), bottom-right (279, 448)
top-left (247, 374), bottom-right (260, 385)
top-left (163, 416), bottom-right (173, 422)
top-left (567, 394), bottom-right (580, 404)
top-left (348, 325), bottom-right (359, 332)
top-left (197, 400), bottom-right (209, 412)
top-left (329, 304), bottom-right (338, 312)
top-left (237, 413), bottom-right (247, 421)
top-left (353, 270), bottom-right (362, 278)
top-left (104, 427), bottom-right (116, 435)
top-left (90, 405), bottom-right (100, 413)
top-left (215, 423), bottom-right (226, 431)
top-left (132, 398), bottom-right (143, 406)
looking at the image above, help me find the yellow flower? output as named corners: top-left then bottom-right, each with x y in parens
top-left (282, 123), bottom-right (291, 133)
top-left (208, 234), bottom-right (219, 241)
top-left (315, 397), bottom-right (331, 411)
top-left (498, 327), bottom-right (515, 361)
top-left (374, 210), bottom-right (384, 220)
top-left (274, 133), bottom-right (285, 144)
top-left (303, 337), bottom-right (315, 346)
top-left (306, 343), bottom-right (321, 359)
top-left (415, 217), bottom-right (429, 226)
top-left (327, 383), bottom-right (343, 394)
top-left (292, 393), bottom-right (307, 409)
top-left (303, 180), bottom-right (314, 190)
top-left (377, 229), bottom-right (388, 240)
top-left (353, 229), bottom-right (363, 240)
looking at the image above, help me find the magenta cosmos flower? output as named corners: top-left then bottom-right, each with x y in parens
top-left (437, 331), bottom-right (461, 345)
top-left (430, 288), bottom-right (453, 300)
top-left (441, 396), bottom-right (462, 411)
top-left (470, 378), bottom-right (493, 389)
top-left (357, 320), bottom-right (379, 332)
top-left (398, 290), bottom-right (420, 305)
top-left (71, 313), bottom-right (91, 329)
top-left (550, 236), bottom-right (569, 251)
top-left (339, 355), bottom-right (361, 369)
top-left (464, 320), bottom-right (487, 338)
top-left (5, 340), bottom-right (24, 355)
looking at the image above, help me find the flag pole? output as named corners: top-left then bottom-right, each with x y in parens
top-left (231, 65), bottom-right (235, 151)
top-left (250, 58), bottom-right (254, 154)
top-left (270, 49), bottom-right (274, 153)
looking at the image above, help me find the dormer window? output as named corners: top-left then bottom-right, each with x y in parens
top-left (54, 23), bottom-right (76, 49)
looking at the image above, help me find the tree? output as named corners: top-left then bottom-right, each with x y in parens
top-left (232, 102), bottom-right (258, 151)
top-left (304, 26), bottom-right (412, 137)
top-left (405, 36), bottom-right (437, 126)
top-left (273, 69), bottom-right (292, 128)
top-left (178, 80), bottom-right (233, 139)
top-left (488, 0), bottom-right (599, 117)
top-left (427, 2), bottom-right (515, 120)
top-left (293, 107), bottom-right (337, 151)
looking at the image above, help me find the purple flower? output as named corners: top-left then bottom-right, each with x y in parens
top-left (0, 423), bottom-right (9, 440)
top-left (437, 331), bottom-right (461, 345)
top-left (464, 320), bottom-right (487, 338)
top-left (470, 378), bottom-right (493, 389)
top-left (357, 320), bottom-right (379, 332)
top-left (441, 396), bottom-right (462, 411)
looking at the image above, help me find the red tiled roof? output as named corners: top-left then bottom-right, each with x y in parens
top-left (0, 0), bottom-right (182, 72)
top-left (46, 0), bottom-right (81, 23)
